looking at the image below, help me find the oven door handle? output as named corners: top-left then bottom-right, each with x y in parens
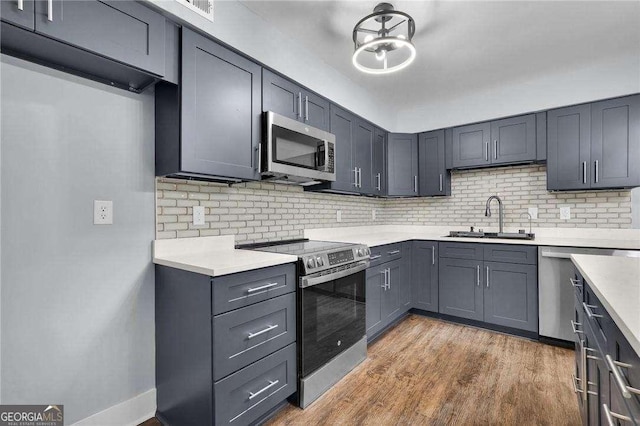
top-left (300, 261), bottom-right (370, 288)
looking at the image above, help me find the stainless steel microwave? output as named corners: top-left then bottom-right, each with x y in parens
top-left (262, 111), bottom-right (336, 184)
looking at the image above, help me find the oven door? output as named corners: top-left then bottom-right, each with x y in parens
top-left (299, 264), bottom-right (367, 377)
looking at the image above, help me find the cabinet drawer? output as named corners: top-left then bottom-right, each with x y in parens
top-left (212, 264), bottom-right (296, 315)
top-left (214, 343), bottom-right (296, 426)
top-left (483, 244), bottom-right (537, 265)
top-left (583, 284), bottom-right (613, 352)
top-left (611, 328), bottom-right (640, 420)
top-left (571, 267), bottom-right (585, 303)
top-left (369, 243), bottom-right (403, 266)
top-left (439, 242), bottom-right (483, 260)
top-left (213, 293), bottom-right (296, 380)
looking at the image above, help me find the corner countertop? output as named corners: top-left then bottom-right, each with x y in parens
top-left (304, 225), bottom-right (640, 250)
top-left (152, 235), bottom-right (297, 277)
top-left (571, 254), bottom-right (640, 356)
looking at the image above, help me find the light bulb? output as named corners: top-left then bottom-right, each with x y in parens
top-left (394, 34), bottom-right (406, 48)
top-left (364, 34), bottom-right (374, 43)
top-left (375, 49), bottom-right (386, 61)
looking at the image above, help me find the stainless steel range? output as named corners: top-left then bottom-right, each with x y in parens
top-left (246, 239), bottom-right (370, 408)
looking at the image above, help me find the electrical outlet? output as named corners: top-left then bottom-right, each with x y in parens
top-left (193, 206), bottom-right (205, 226)
top-left (372, 209), bottom-right (376, 221)
top-left (528, 207), bottom-right (538, 220)
top-left (94, 200), bottom-right (113, 225)
top-left (336, 210), bottom-right (342, 222)
top-left (560, 206), bottom-right (571, 220)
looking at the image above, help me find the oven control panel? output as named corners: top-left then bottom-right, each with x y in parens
top-left (302, 244), bottom-right (370, 274)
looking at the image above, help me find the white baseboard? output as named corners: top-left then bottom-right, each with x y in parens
top-left (71, 388), bottom-right (156, 426)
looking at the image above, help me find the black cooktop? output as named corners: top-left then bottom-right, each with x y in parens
top-left (240, 239), bottom-right (356, 257)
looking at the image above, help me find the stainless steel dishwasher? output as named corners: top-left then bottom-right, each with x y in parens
top-left (538, 246), bottom-right (639, 342)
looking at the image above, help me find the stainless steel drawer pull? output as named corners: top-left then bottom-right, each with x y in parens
top-left (603, 404), bottom-right (632, 425)
top-left (414, 175), bottom-right (418, 193)
top-left (594, 160), bottom-right (599, 183)
top-left (570, 320), bottom-right (584, 334)
top-left (494, 140), bottom-right (498, 159)
top-left (431, 246), bottom-right (435, 265)
top-left (439, 174), bottom-right (443, 192)
top-left (571, 374), bottom-right (583, 394)
top-left (387, 250), bottom-right (401, 255)
top-left (606, 354), bottom-right (640, 398)
top-left (582, 161), bottom-right (587, 184)
top-left (248, 380), bottom-right (280, 400)
top-left (247, 324), bottom-right (278, 339)
top-left (304, 96), bottom-right (309, 121)
top-left (485, 142), bottom-right (489, 161)
top-left (583, 302), bottom-right (603, 319)
top-left (376, 173), bottom-right (381, 191)
top-left (247, 282), bottom-right (280, 293)
top-left (386, 268), bottom-right (391, 288)
top-left (47, 0), bottom-right (53, 21)
top-left (569, 277), bottom-right (582, 288)
top-left (370, 254), bottom-right (382, 260)
top-left (476, 265), bottom-right (480, 286)
top-left (18, 0), bottom-right (23, 11)
top-left (297, 93), bottom-right (302, 119)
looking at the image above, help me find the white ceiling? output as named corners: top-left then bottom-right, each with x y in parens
top-left (240, 1), bottom-right (640, 112)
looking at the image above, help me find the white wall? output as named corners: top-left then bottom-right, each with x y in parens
top-left (0, 55), bottom-right (156, 424)
top-left (395, 53), bottom-right (640, 132)
top-left (147, 0), bottom-right (395, 129)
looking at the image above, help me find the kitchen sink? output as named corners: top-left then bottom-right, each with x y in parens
top-left (446, 230), bottom-right (535, 240)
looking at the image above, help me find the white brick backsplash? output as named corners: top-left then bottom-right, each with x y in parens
top-left (156, 165), bottom-right (632, 241)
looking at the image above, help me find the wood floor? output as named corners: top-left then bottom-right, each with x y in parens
top-left (267, 315), bottom-right (580, 426)
top-left (142, 315), bottom-right (580, 426)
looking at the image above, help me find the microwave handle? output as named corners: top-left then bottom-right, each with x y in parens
top-left (323, 140), bottom-right (330, 172)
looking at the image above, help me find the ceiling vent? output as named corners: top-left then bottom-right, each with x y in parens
top-left (175, 0), bottom-right (214, 22)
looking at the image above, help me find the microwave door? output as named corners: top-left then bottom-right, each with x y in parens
top-left (273, 126), bottom-right (322, 170)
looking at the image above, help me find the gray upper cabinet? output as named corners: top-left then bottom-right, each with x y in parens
top-left (547, 104), bottom-right (591, 190)
top-left (451, 122), bottom-right (491, 168)
top-left (326, 105), bottom-right (357, 192)
top-left (438, 257), bottom-right (484, 321)
top-left (155, 28), bottom-right (261, 181)
top-left (387, 133), bottom-right (419, 196)
top-left (353, 119), bottom-right (374, 194)
top-left (490, 114), bottom-right (536, 165)
top-left (372, 127), bottom-right (386, 195)
top-left (590, 95), bottom-right (640, 189)
top-left (418, 130), bottom-right (450, 196)
top-left (412, 241), bottom-right (438, 313)
top-left (34, 0), bottom-right (165, 76)
top-left (1, 0), bottom-right (34, 30)
top-left (262, 69), bottom-right (329, 131)
top-left (452, 115), bottom-right (537, 169)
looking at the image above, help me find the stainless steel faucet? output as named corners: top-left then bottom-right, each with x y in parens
top-left (485, 195), bottom-right (504, 234)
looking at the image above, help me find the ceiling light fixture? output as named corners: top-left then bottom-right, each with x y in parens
top-left (352, 3), bottom-right (416, 75)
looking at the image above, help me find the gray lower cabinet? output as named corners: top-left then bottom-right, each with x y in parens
top-left (411, 241), bottom-right (438, 313)
top-left (155, 28), bottom-right (262, 181)
top-left (399, 242), bottom-right (412, 311)
top-left (365, 263), bottom-right (384, 338)
top-left (372, 127), bottom-right (387, 195)
top-left (418, 130), bottom-right (450, 196)
top-left (1, 0), bottom-right (34, 30)
top-left (387, 133), bottom-right (419, 196)
top-left (156, 263), bottom-right (297, 426)
top-left (262, 69), bottom-right (330, 131)
top-left (548, 94), bottom-right (640, 190)
top-left (438, 242), bottom-right (538, 332)
top-left (381, 260), bottom-right (401, 323)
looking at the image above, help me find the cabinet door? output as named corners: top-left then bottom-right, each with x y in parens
top-left (611, 328), bottom-right (640, 423)
top-left (365, 265), bottom-right (384, 339)
top-left (483, 262), bottom-right (537, 332)
top-left (262, 69), bottom-right (300, 121)
top-left (34, 0), bottom-right (165, 76)
top-left (303, 91), bottom-right (330, 131)
top-left (181, 29), bottom-right (261, 180)
top-left (585, 323), bottom-right (610, 426)
top-left (387, 133), bottom-right (418, 196)
top-left (591, 95), bottom-right (640, 189)
top-left (353, 119), bottom-right (374, 194)
top-left (329, 105), bottom-right (356, 192)
top-left (412, 241), bottom-right (438, 313)
top-left (1, 0), bottom-right (34, 30)
top-left (382, 261), bottom-right (401, 322)
top-left (451, 122), bottom-right (491, 168)
top-left (490, 114), bottom-right (536, 165)
top-left (372, 128), bottom-right (386, 195)
top-left (547, 104), bottom-right (591, 190)
top-left (419, 130), bottom-right (449, 196)
top-left (438, 257), bottom-right (483, 321)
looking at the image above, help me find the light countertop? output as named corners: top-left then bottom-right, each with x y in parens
top-left (305, 225), bottom-right (640, 250)
top-left (153, 235), bottom-right (297, 277)
top-left (571, 254), bottom-right (640, 356)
